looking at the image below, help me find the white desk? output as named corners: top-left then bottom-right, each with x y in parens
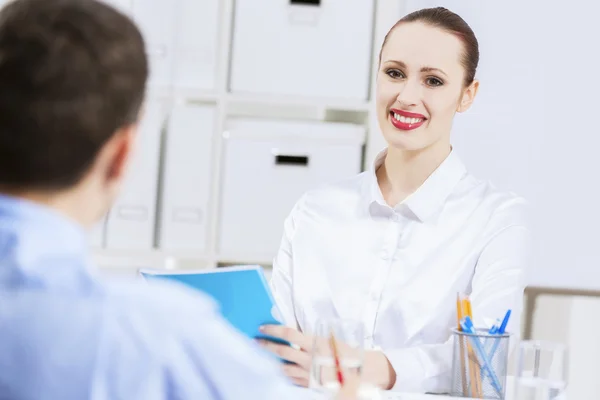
top-left (380, 394), bottom-right (474, 400)
top-left (378, 392), bottom-right (477, 400)
top-left (299, 377), bottom-right (516, 400)
top-left (379, 376), bottom-right (516, 400)
top-left (306, 377), bottom-right (568, 400)
top-left (300, 387), bottom-right (481, 400)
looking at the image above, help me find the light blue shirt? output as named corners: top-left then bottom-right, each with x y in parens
top-left (0, 194), bottom-right (308, 399)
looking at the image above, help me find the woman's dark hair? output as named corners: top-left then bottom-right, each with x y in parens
top-left (379, 7), bottom-right (479, 87)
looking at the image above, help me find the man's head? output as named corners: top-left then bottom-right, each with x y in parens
top-left (0, 0), bottom-right (147, 226)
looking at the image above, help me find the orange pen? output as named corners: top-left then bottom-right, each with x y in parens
top-left (456, 293), bottom-right (468, 396)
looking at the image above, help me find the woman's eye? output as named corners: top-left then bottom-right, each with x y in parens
top-left (426, 77), bottom-right (444, 87)
top-left (385, 69), bottom-right (404, 79)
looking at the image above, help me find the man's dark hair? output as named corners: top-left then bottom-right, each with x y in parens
top-left (0, 0), bottom-right (148, 190)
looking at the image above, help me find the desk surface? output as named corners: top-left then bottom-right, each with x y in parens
top-left (299, 377), bottom-right (516, 400)
top-left (380, 393), bottom-right (474, 400)
top-left (379, 377), bottom-right (516, 400)
top-left (300, 387), bottom-right (481, 400)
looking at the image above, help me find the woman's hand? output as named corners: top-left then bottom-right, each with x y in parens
top-left (258, 325), bottom-right (397, 389)
top-left (336, 372), bottom-right (361, 400)
top-left (258, 325), bottom-right (314, 387)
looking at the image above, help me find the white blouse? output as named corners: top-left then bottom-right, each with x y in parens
top-left (269, 148), bottom-right (532, 393)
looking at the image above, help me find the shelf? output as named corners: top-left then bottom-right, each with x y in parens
top-left (91, 248), bottom-right (213, 270)
top-left (143, 91), bottom-right (371, 113)
top-left (171, 88), bottom-right (220, 104)
top-left (215, 253), bottom-right (275, 266)
top-left (224, 92), bottom-right (371, 113)
top-left (91, 248), bottom-right (275, 270)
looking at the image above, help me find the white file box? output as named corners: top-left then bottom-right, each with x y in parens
top-left (218, 118), bottom-right (365, 259)
top-left (172, 0), bottom-right (220, 92)
top-left (131, 0), bottom-right (177, 90)
top-left (157, 103), bottom-right (215, 252)
top-left (105, 100), bottom-right (167, 250)
top-left (229, 0), bottom-right (375, 100)
top-left (130, 0), bottom-right (219, 92)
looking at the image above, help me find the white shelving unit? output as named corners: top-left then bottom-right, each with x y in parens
top-left (92, 0), bottom-right (407, 272)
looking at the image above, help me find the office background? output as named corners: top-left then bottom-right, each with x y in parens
top-left (54, 0), bottom-right (598, 398)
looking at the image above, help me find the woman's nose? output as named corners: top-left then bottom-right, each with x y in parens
top-left (395, 79), bottom-right (420, 107)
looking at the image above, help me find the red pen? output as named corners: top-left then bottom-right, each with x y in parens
top-left (329, 332), bottom-right (344, 385)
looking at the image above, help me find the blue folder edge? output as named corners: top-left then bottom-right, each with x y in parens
top-left (138, 265), bottom-right (291, 348)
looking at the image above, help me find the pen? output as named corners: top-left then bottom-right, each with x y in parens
top-left (461, 296), bottom-right (482, 397)
top-left (487, 309), bottom-right (512, 361)
top-left (329, 332), bottom-right (344, 385)
top-left (498, 309), bottom-right (511, 334)
top-left (461, 316), bottom-right (503, 396)
top-left (456, 293), bottom-right (468, 396)
top-left (488, 318), bottom-right (501, 335)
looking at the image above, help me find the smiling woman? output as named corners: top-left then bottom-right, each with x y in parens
top-left (376, 9), bottom-right (479, 162)
top-left (262, 7), bottom-right (531, 394)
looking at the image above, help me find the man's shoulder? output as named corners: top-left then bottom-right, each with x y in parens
top-left (109, 276), bottom-right (216, 308)
top-left (102, 278), bottom-right (219, 332)
top-left (93, 277), bottom-right (224, 369)
top-left (92, 276), bottom-right (303, 399)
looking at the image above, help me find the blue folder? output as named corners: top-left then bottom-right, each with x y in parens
top-left (139, 265), bottom-right (285, 342)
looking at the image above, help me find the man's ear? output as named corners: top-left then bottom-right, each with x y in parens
top-left (103, 124), bottom-right (139, 183)
top-left (457, 79), bottom-right (480, 113)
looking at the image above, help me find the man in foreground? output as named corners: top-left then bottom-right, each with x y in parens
top-left (0, 0), bottom-right (359, 398)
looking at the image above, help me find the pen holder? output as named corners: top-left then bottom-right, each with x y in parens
top-left (450, 328), bottom-right (511, 399)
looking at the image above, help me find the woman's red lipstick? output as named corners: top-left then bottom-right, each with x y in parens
top-left (389, 108), bottom-right (426, 131)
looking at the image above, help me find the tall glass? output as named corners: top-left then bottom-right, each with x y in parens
top-left (309, 318), bottom-right (364, 397)
top-left (514, 341), bottom-right (568, 400)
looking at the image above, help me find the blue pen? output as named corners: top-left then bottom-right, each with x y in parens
top-left (487, 310), bottom-right (512, 362)
top-left (485, 319), bottom-right (500, 355)
top-left (488, 318), bottom-right (500, 335)
top-left (461, 316), bottom-right (504, 396)
top-left (498, 310), bottom-right (511, 334)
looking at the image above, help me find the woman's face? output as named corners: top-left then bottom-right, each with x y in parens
top-left (376, 22), bottom-right (478, 153)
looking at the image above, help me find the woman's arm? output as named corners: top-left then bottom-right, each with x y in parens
top-left (269, 196), bottom-right (305, 329)
top-left (383, 220), bottom-right (532, 393)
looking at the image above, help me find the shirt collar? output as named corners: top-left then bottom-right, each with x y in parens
top-left (0, 193), bottom-right (97, 291)
top-left (366, 147), bottom-right (467, 222)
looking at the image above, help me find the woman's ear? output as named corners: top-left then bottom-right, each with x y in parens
top-left (457, 79), bottom-right (480, 113)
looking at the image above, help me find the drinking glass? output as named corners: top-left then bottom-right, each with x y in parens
top-left (309, 318), bottom-right (364, 397)
top-left (514, 341), bottom-right (568, 400)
